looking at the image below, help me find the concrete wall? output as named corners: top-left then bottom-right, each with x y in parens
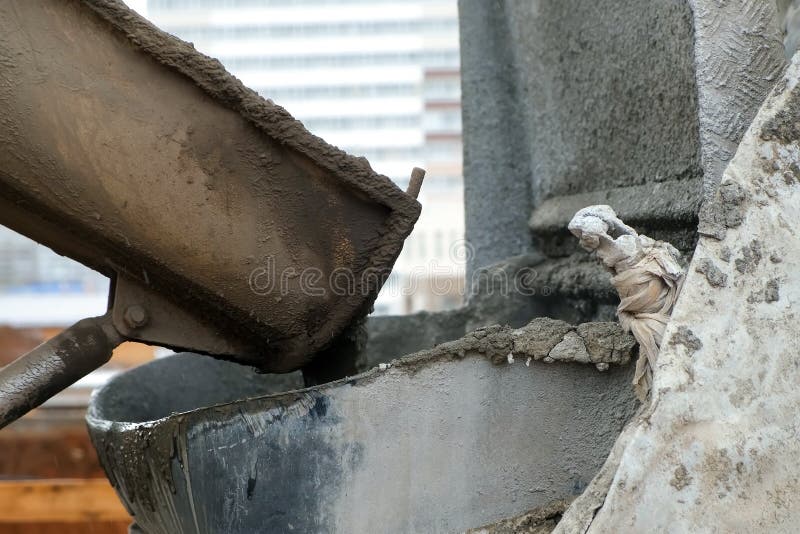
top-left (460, 1), bottom-right (536, 281)
top-left (508, 0), bottom-right (701, 205)
top-left (459, 0), bottom-right (786, 314)
top-left (460, 0), bottom-right (701, 275)
top-left (367, 0), bottom-right (787, 363)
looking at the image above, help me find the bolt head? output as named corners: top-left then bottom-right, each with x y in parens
top-left (124, 305), bottom-right (148, 329)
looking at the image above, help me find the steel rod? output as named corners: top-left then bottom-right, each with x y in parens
top-left (0, 314), bottom-right (122, 430)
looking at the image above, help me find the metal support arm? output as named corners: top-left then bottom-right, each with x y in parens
top-left (0, 314), bottom-right (122, 430)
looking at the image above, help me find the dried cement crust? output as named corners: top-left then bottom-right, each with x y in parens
top-left (467, 499), bottom-right (572, 534)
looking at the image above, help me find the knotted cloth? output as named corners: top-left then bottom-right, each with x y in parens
top-left (611, 237), bottom-right (684, 401)
top-left (569, 206), bottom-right (685, 401)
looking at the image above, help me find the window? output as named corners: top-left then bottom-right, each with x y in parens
top-left (162, 20), bottom-right (458, 41)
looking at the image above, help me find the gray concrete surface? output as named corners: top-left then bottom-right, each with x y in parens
top-left (691, 0), bottom-right (786, 238)
top-left (459, 0), bottom-right (536, 281)
top-left (508, 0), bottom-right (701, 204)
top-left (459, 0), bottom-right (702, 280)
top-left (459, 0), bottom-right (788, 322)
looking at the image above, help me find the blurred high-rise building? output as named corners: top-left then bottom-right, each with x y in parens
top-left (0, 230), bottom-right (107, 294)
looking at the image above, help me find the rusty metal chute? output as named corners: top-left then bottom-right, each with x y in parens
top-left (0, 0), bottom-right (422, 428)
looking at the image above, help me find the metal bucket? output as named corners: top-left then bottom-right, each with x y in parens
top-left (87, 345), bottom-right (636, 533)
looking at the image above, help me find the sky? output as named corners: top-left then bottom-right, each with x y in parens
top-left (124, 0), bottom-right (148, 16)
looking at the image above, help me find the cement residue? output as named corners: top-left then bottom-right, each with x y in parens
top-left (577, 322), bottom-right (637, 364)
top-left (729, 378), bottom-right (758, 408)
top-left (669, 464), bottom-right (693, 491)
top-left (699, 180), bottom-right (749, 241)
top-left (426, 324), bottom-right (516, 366)
top-left (748, 278), bottom-right (781, 303)
top-left (511, 318), bottom-right (634, 369)
top-left (719, 181), bottom-right (748, 227)
top-left (512, 318), bottom-right (573, 360)
top-left (701, 448), bottom-right (735, 496)
top-left (695, 258), bottom-right (728, 288)
top-left (735, 240), bottom-right (763, 274)
top-left (761, 86), bottom-right (800, 143)
top-left (765, 278), bottom-right (781, 302)
top-left (783, 162), bottom-right (800, 184)
top-left (377, 318), bottom-right (636, 378)
top-left (669, 326), bottom-right (703, 355)
top-left (466, 499), bottom-right (571, 534)
top-left (549, 332), bottom-right (591, 364)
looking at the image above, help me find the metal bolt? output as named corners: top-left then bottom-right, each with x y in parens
top-left (406, 167), bottom-right (426, 199)
top-left (123, 305), bottom-right (148, 329)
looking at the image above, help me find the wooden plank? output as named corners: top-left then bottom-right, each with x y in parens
top-left (0, 418), bottom-right (107, 479)
top-left (0, 479), bottom-right (131, 523)
top-left (0, 521), bottom-right (129, 533)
